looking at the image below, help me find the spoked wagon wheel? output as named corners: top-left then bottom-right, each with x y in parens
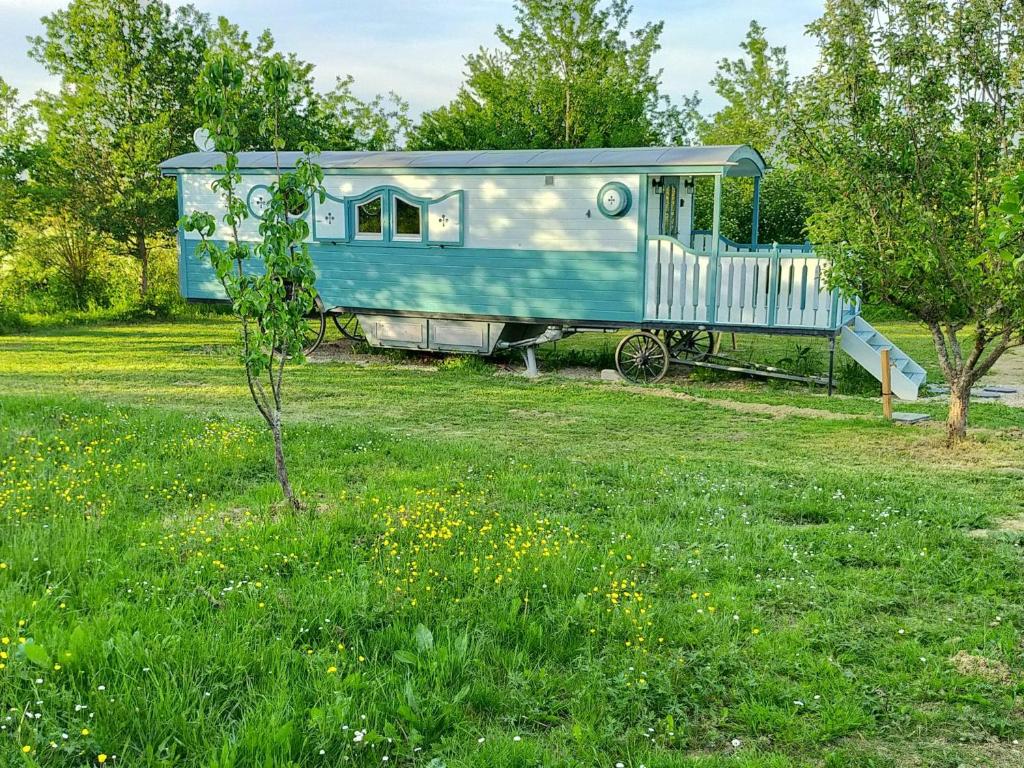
top-left (615, 331), bottom-right (670, 384)
top-left (260, 291), bottom-right (326, 357)
top-left (332, 313), bottom-right (366, 343)
top-left (661, 330), bottom-right (715, 362)
top-left (298, 297), bottom-right (327, 356)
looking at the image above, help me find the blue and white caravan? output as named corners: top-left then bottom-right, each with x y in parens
top-left (159, 145), bottom-right (925, 398)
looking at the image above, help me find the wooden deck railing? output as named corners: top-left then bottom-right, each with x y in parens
top-left (644, 236), bottom-right (859, 331)
top-left (689, 229), bottom-right (813, 255)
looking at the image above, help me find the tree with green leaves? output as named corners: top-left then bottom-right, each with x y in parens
top-left (698, 21), bottom-right (789, 157)
top-left (182, 49), bottom-right (325, 510)
top-left (204, 18), bottom-right (410, 152)
top-left (692, 21), bottom-right (810, 245)
top-left (990, 172), bottom-right (1024, 268)
top-left (30, 215), bottom-right (108, 311)
top-left (791, 0), bottom-right (1024, 444)
top-left (316, 75), bottom-right (410, 151)
top-left (409, 0), bottom-right (684, 150)
top-left (0, 79), bottom-right (36, 255)
top-left (29, 0), bottom-right (208, 300)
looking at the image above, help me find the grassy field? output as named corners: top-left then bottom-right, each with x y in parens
top-left (1, 318), bottom-right (1022, 767)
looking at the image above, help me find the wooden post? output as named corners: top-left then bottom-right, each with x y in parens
top-left (880, 347), bottom-right (893, 420)
top-left (751, 174), bottom-right (761, 248)
top-left (827, 335), bottom-right (836, 397)
top-left (708, 173), bottom-right (723, 323)
top-left (767, 243), bottom-right (780, 327)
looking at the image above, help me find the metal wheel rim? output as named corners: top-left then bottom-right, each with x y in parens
top-left (261, 292), bottom-right (326, 356)
top-left (300, 310), bottom-right (327, 356)
top-left (616, 332), bottom-right (669, 384)
top-left (332, 313), bottom-right (365, 342)
top-left (663, 330), bottom-right (713, 361)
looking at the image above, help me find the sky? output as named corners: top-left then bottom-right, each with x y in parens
top-left (0, 0), bottom-right (824, 119)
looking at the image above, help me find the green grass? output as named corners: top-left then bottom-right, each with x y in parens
top-left (1, 319), bottom-right (1022, 767)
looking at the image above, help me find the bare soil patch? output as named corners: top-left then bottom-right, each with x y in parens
top-left (949, 650), bottom-right (1014, 684)
top-left (979, 346), bottom-right (1024, 407)
top-left (307, 339), bottom-right (439, 371)
top-left (967, 514), bottom-right (1024, 539)
top-left (615, 383), bottom-right (862, 421)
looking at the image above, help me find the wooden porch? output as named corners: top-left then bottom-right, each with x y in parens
top-left (643, 233), bottom-right (860, 332)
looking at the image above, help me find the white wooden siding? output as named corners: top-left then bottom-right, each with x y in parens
top-left (180, 172), bottom-right (640, 253)
top-left (329, 174), bottom-right (638, 252)
top-left (180, 174), bottom-right (278, 243)
top-left (427, 194), bottom-right (461, 244)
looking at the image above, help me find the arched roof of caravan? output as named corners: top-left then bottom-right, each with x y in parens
top-left (160, 145), bottom-right (766, 177)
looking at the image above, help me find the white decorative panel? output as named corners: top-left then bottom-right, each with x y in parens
top-left (180, 176), bottom-right (313, 244)
top-left (314, 195), bottom-right (346, 240)
top-left (427, 194), bottom-right (461, 244)
top-left (181, 174), bottom-right (276, 243)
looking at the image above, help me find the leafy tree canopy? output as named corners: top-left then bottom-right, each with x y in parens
top-left (29, 0), bottom-right (209, 298)
top-left (0, 79), bottom-right (37, 254)
top-left (789, 0), bottom-right (1024, 442)
top-left (408, 0), bottom-right (686, 150)
top-left (691, 21), bottom-right (810, 245)
top-left (203, 18), bottom-right (410, 152)
top-left (695, 21), bottom-right (790, 161)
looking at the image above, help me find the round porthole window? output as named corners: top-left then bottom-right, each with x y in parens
top-left (597, 181), bottom-right (631, 218)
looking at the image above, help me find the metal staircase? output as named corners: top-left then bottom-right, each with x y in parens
top-left (840, 316), bottom-right (926, 400)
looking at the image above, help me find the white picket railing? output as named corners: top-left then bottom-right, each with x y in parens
top-left (644, 236), bottom-right (858, 331)
top-left (690, 230), bottom-right (812, 255)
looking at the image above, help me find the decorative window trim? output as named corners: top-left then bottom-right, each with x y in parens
top-left (310, 185), bottom-right (464, 247)
top-left (424, 190), bottom-right (464, 247)
top-left (353, 193), bottom-right (386, 241)
top-left (391, 193), bottom-right (425, 242)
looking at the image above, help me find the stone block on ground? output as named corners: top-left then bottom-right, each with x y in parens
top-left (892, 411), bottom-right (930, 424)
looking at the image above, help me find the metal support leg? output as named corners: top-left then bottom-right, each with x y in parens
top-left (522, 345), bottom-right (539, 378)
top-left (827, 335), bottom-right (836, 397)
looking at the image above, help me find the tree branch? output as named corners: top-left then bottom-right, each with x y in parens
top-left (928, 321), bottom-right (956, 383)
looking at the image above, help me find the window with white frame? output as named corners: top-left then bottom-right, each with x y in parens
top-left (392, 196), bottom-right (422, 241)
top-left (355, 196), bottom-right (383, 239)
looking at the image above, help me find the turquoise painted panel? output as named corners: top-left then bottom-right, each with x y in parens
top-left (182, 240), bottom-right (643, 322)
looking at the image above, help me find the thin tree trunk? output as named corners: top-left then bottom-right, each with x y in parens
top-left (270, 412), bottom-right (301, 510)
top-left (946, 378), bottom-right (971, 446)
top-left (137, 231), bottom-right (149, 299)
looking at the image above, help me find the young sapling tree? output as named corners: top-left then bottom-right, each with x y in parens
top-left (181, 49), bottom-right (325, 509)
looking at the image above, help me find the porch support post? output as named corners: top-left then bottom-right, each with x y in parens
top-left (827, 334), bottom-right (836, 397)
top-left (708, 173), bottom-right (723, 322)
top-left (751, 175), bottom-right (761, 248)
